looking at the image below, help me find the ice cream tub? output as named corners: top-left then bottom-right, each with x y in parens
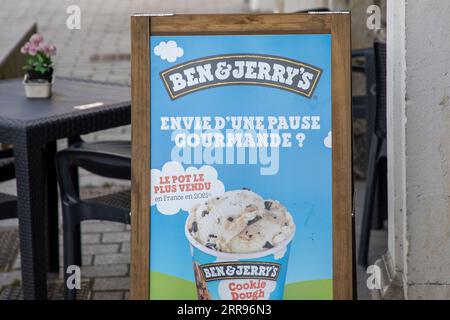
top-left (185, 189), bottom-right (296, 300)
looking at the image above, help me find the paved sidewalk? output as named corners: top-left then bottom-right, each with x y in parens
top-left (0, 186), bottom-right (131, 300)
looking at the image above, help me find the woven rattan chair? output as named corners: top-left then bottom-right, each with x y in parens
top-left (56, 140), bottom-right (131, 300)
top-left (358, 43), bottom-right (387, 267)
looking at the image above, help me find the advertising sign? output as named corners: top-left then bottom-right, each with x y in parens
top-left (131, 13), bottom-right (353, 300)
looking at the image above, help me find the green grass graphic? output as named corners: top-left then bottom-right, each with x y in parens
top-left (284, 279), bottom-right (333, 300)
top-left (149, 272), bottom-right (332, 300)
top-left (150, 272), bottom-right (197, 300)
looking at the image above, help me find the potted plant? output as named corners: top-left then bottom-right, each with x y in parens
top-left (20, 33), bottom-right (56, 98)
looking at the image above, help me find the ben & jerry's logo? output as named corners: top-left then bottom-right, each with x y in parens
top-left (200, 261), bottom-right (281, 282)
top-left (160, 54), bottom-right (322, 99)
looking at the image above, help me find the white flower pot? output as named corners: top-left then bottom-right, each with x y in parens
top-left (23, 74), bottom-right (54, 99)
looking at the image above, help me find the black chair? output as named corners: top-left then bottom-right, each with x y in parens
top-left (0, 147), bottom-right (17, 219)
top-left (358, 43), bottom-right (387, 267)
top-left (56, 140), bottom-right (131, 300)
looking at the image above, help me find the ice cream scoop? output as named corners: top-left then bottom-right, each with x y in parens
top-left (187, 189), bottom-right (295, 253)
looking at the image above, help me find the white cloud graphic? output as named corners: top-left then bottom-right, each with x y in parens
top-left (151, 161), bottom-right (225, 215)
top-left (324, 131), bottom-right (332, 149)
top-left (154, 41), bottom-right (184, 62)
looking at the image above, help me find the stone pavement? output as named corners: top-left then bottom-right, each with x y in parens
top-left (0, 186), bottom-right (132, 300)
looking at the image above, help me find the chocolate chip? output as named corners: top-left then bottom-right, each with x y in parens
top-left (249, 234), bottom-right (253, 238)
top-left (191, 221), bottom-right (198, 233)
top-left (216, 197), bottom-right (220, 200)
top-left (242, 187), bottom-right (251, 191)
top-left (263, 241), bottom-right (274, 249)
top-left (227, 217), bottom-right (234, 222)
top-left (205, 243), bottom-right (217, 250)
top-left (264, 201), bottom-right (273, 210)
top-left (201, 210), bottom-right (209, 217)
top-left (217, 218), bottom-right (221, 224)
top-left (208, 234), bottom-right (217, 238)
top-left (284, 222), bottom-right (289, 226)
top-left (247, 215), bottom-right (262, 226)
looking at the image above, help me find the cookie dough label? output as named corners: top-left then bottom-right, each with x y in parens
top-left (219, 279), bottom-right (277, 300)
top-left (161, 54), bottom-right (322, 99)
top-left (198, 262), bottom-right (281, 300)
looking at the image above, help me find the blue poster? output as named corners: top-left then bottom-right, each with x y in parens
top-left (149, 34), bottom-right (332, 300)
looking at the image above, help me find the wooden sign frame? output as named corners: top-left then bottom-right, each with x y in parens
top-left (131, 13), bottom-right (353, 300)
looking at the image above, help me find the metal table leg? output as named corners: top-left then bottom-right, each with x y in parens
top-left (13, 137), bottom-right (48, 299)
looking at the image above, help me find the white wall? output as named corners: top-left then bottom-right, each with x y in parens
top-left (386, 0), bottom-right (450, 299)
top-left (283, 0), bottom-right (329, 12)
top-left (386, 0), bottom-right (407, 287)
top-left (248, 0), bottom-right (277, 12)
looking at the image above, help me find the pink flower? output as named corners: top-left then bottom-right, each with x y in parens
top-left (30, 33), bottom-right (43, 45)
top-left (39, 41), bottom-right (50, 53)
top-left (28, 44), bottom-right (38, 56)
top-left (20, 42), bottom-right (30, 54)
top-left (38, 41), bottom-right (57, 57)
